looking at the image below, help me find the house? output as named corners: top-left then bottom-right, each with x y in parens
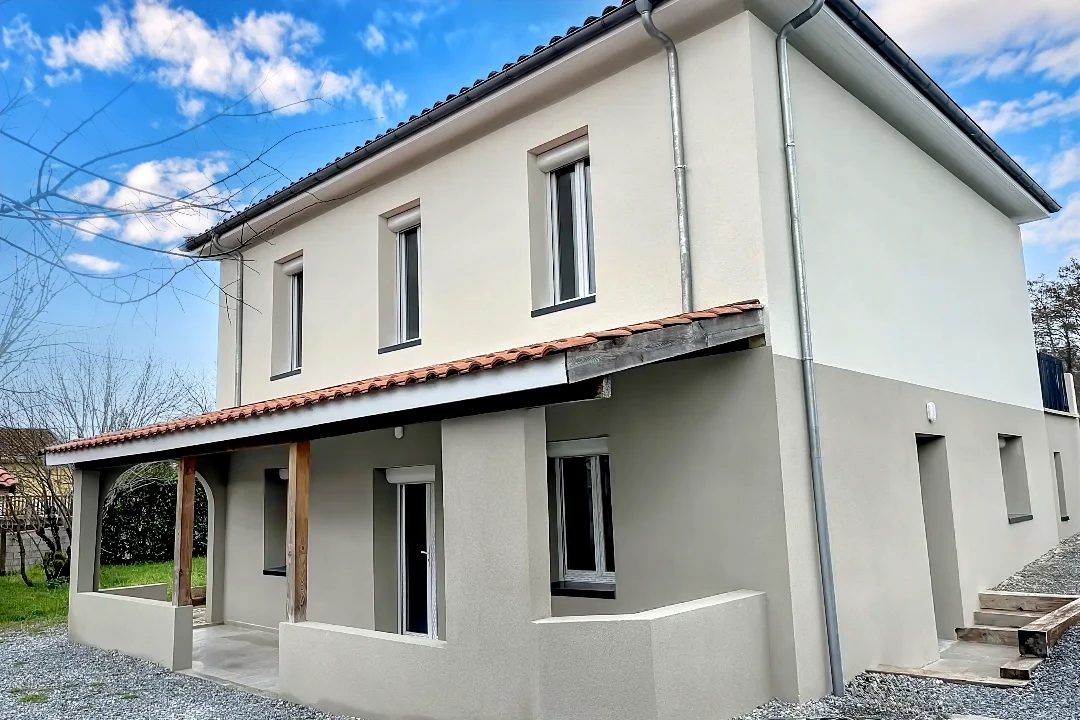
top-left (43, 0), bottom-right (1076, 718)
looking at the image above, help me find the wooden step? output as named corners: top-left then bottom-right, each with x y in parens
top-left (1000, 656), bottom-right (1043, 681)
top-left (871, 665), bottom-right (1026, 689)
top-left (1018, 597), bottom-right (1080, 658)
top-left (973, 609), bottom-right (1045, 628)
top-left (956, 625), bottom-right (1018, 646)
top-left (979, 591), bottom-right (1078, 613)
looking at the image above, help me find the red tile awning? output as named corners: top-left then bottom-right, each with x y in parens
top-left (45, 300), bottom-right (763, 461)
top-left (0, 466), bottom-right (17, 490)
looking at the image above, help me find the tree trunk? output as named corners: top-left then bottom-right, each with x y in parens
top-left (0, 529), bottom-right (7, 577)
top-left (14, 529), bottom-right (32, 588)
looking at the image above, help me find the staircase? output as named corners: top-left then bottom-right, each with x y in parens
top-left (954, 591), bottom-right (1080, 680)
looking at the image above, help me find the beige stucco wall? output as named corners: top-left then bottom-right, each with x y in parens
top-left (1044, 412), bottom-right (1080, 539)
top-left (217, 10), bottom-right (772, 408)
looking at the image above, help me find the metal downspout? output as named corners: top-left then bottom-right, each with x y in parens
top-left (636, 0), bottom-right (693, 313)
top-left (233, 250), bottom-right (244, 408)
top-left (777, 0), bottom-right (845, 697)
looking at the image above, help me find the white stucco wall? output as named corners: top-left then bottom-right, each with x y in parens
top-left (217, 10), bottom-right (771, 407)
top-left (747, 16), bottom-right (1043, 411)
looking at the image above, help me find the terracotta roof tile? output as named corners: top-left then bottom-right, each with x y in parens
top-left (0, 466), bottom-right (17, 489)
top-left (45, 301), bottom-right (761, 457)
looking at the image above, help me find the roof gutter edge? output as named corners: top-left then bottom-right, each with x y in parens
top-left (183, 1), bottom-right (650, 253)
top-left (824, 0), bottom-right (1060, 215)
top-left (185, 0), bottom-right (1059, 253)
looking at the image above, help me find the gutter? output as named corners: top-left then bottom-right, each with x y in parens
top-left (183, 0), bottom-right (1058, 254)
top-left (637, 0), bottom-right (693, 313)
top-left (183, 1), bottom-right (660, 254)
top-left (777, 0), bottom-right (845, 696)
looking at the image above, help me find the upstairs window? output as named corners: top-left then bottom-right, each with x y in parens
top-left (288, 264), bottom-right (303, 371)
top-left (386, 207), bottom-right (421, 346)
top-left (272, 253), bottom-right (303, 378)
top-left (537, 137), bottom-right (594, 305)
top-left (548, 438), bottom-right (614, 587)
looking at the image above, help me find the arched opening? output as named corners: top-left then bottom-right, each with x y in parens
top-left (98, 461), bottom-right (211, 623)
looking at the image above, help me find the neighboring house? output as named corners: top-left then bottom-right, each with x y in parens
top-left (0, 466), bottom-right (16, 495)
top-left (43, 1), bottom-right (1078, 719)
top-left (0, 428), bottom-right (69, 499)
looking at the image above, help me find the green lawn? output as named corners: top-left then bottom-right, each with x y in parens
top-left (0, 557), bottom-right (206, 629)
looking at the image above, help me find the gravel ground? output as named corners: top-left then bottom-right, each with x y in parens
top-left (0, 627), bottom-right (350, 720)
top-left (740, 532), bottom-right (1080, 720)
top-left (739, 628), bottom-right (1080, 720)
top-left (993, 532), bottom-right (1080, 596)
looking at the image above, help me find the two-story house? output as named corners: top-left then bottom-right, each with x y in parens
top-left (45, 0), bottom-right (1075, 719)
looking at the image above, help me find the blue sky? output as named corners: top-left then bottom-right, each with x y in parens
top-left (1, 0), bottom-right (1078, 377)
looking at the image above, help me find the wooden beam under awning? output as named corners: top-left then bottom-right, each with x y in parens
top-left (172, 456), bottom-right (196, 607)
top-left (286, 440), bottom-right (310, 623)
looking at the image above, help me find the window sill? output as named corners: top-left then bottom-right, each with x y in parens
top-left (551, 581), bottom-right (615, 599)
top-left (263, 566), bottom-right (286, 577)
top-left (270, 368), bottom-right (301, 381)
top-left (378, 338), bottom-right (421, 354)
top-left (1008, 514), bottom-right (1034, 525)
top-left (532, 294), bottom-right (596, 318)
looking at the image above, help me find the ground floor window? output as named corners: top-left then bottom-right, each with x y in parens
top-left (548, 438), bottom-right (615, 587)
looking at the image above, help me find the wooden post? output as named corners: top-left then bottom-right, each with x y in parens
top-left (172, 457), bottom-right (196, 607)
top-left (286, 441), bottom-right (310, 623)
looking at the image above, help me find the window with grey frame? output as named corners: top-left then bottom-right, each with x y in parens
top-left (538, 137), bottom-right (594, 305)
top-left (280, 256), bottom-right (304, 372)
top-left (549, 440), bottom-right (614, 586)
top-left (396, 225), bottom-right (421, 343)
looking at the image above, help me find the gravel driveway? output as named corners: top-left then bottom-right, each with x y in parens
top-left (740, 532), bottom-right (1080, 720)
top-left (0, 627), bottom-right (350, 720)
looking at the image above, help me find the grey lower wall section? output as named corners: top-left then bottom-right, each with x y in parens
top-left (771, 354), bottom-right (1069, 694)
top-left (535, 591), bottom-right (772, 720)
top-left (1044, 412), bottom-right (1080, 539)
top-left (69, 592), bottom-right (192, 670)
top-left (100, 583), bottom-right (169, 601)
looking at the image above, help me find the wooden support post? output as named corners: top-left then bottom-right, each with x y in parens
top-left (286, 441), bottom-right (310, 623)
top-left (172, 457), bottom-right (196, 607)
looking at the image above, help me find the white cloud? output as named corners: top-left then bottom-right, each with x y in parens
top-left (861, 0), bottom-right (1080, 60)
top-left (361, 24), bottom-right (386, 54)
top-left (966, 89), bottom-right (1080, 135)
top-left (1048, 147), bottom-right (1080, 190)
top-left (1023, 193), bottom-right (1080, 247)
top-left (18, 1), bottom-right (405, 118)
top-left (65, 253), bottom-right (123, 273)
top-left (69, 155), bottom-right (232, 246)
top-left (177, 93), bottom-right (206, 121)
top-left (1032, 37), bottom-right (1080, 83)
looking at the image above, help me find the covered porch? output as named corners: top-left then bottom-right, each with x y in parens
top-left (50, 302), bottom-right (793, 720)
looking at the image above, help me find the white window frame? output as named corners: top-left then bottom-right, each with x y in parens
top-left (279, 256), bottom-right (304, 372)
top-left (390, 466), bottom-right (437, 639)
top-left (548, 438), bottom-right (613, 585)
top-left (547, 159), bottom-right (595, 304)
top-left (396, 224), bottom-right (421, 344)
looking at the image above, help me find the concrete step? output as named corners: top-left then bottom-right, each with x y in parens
top-left (1000, 655), bottom-right (1043, 681)
top-left (973, 609), bottom-right (1044, 628)
top-left (956, 625), bottom-right (1019, 646)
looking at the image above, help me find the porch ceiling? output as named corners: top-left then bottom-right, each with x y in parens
top-left (44, 301), bottom-right (763, 468)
